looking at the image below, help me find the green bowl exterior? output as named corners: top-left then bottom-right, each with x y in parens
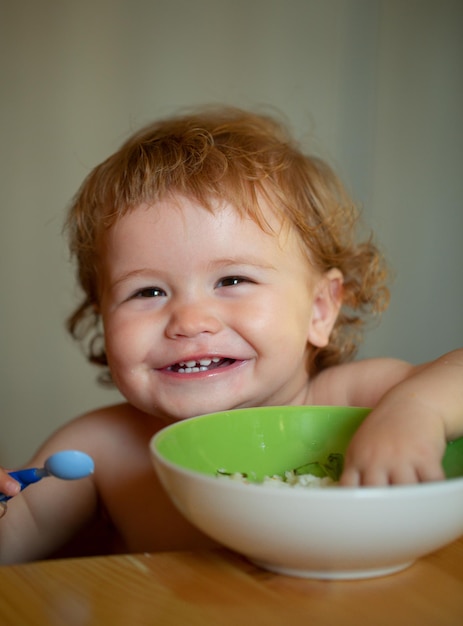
top-left (153, 406), bottom-right (463, 481)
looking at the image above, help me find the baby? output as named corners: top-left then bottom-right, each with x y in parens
top-left (1, 106), bottom-right (462, 564)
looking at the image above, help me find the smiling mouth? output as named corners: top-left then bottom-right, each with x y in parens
top-left (167, 358), bottom-right (236, 374)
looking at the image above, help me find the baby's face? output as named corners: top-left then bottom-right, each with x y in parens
top-left (98, 195), bottom-right (337, 422)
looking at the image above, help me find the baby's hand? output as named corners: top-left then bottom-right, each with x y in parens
top-left (340, 406), bottom-right (447, 487)
top-left (0, 467), bottom-right (21, 505)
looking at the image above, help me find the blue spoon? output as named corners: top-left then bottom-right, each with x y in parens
top-left (0, 450), bottom-right (94, 502)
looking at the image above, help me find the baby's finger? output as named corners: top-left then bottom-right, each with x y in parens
top-left (340, 466), bottom-right (390, 487)
top-left (388, 465), bottom-right (420, 485)
top-left (0, 472), bottom-right (21, 498)
top-left (339, 467), bottom-right (361, 487)
top-left (356, 467), bottom-right (391, 487)
top-left (416, 462), bottom-right (446, 483)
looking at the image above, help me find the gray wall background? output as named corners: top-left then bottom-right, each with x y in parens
top-left (1, 0), bottom-right (462, 465)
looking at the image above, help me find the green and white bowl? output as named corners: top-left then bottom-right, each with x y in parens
top-left (151, 406), bottom-right (463, 580)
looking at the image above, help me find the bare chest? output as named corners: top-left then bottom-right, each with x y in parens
top-left (99, 458), bottom-right (217, 554)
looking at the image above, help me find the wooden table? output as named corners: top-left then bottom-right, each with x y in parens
top-left (1, 539), bottom-right (463, 625)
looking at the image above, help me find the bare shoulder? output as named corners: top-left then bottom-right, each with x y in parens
top-left (54, 403), bottom-right (216, 554)
top-left (30, 402), bottom-right (166, 467)
top-left (309, 357), bottom-right (414, 407)
top-left (61, 401), bottom-right (164, 433)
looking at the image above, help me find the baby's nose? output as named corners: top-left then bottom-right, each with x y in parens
top-left (165, 301), bottom-right (223, 338)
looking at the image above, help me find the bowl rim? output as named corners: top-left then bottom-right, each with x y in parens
top-left (151, 406), bottom-right (463, 497)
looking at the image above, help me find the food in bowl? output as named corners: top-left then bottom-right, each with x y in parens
top-left (217, 452), bottom-right (344, 487)
top-left (151, 406), bottom-right (463, 580)
top-left (218, 470), bottom-right (337, 488)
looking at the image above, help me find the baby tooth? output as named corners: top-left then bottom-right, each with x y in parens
top-left (199, 358), bottom-right (212, 366)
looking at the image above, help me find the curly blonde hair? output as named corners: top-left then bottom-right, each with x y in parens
top-left (66, 106), bottom-right (389, 377)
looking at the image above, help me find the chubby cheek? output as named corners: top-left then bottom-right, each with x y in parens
top-left (241, 295), bottom-right (311, 357)
top-left (103, 315), bottom-right (147, 377)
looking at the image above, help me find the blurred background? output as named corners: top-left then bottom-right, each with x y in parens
top-left (1, 0), bottom-right (462, 465)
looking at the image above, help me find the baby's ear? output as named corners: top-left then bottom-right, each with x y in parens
top-left (307, 268), bottom-right (343, 348)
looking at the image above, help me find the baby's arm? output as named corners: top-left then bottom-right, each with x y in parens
top-left (0, 425), bottom-right (99, 564)
top-left (340, 349), bottom-right (463, 486)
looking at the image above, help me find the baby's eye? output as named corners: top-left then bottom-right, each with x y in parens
top-left (133, 287), bottom-right (166, 298)
top-left (216, 276), bottom-right (251, 288)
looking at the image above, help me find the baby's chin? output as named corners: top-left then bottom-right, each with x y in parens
top-left (129, 400), bottom-right (221, 424)
top-left (144, 398), bottom-right (252, 425)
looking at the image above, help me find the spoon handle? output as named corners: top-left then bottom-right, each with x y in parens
top-left (0, 468), bottom-right (46, 502)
